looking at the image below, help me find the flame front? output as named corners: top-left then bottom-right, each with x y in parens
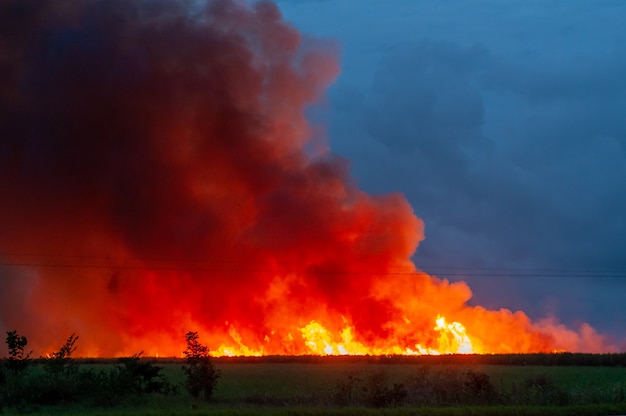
top-left (182, 314), bottom-right (486, 357)
top-left (295, 315), bottom-right (476, 357)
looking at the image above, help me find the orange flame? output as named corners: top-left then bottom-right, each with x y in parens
top-left (296, 315), bottom-right (476, 357)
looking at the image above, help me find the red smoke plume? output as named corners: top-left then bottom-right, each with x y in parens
top-left (0, 0), bottom-right (613, 356)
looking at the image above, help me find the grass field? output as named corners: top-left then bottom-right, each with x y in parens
top-left (5, 356), bottom-right (626, 416)
top-left (211, 361), bottom-right (626, 407)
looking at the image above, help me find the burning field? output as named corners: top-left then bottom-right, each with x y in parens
top-left (0, 0), bottom-right (615, 357)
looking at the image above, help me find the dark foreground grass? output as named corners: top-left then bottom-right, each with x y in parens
top-left (4, 358), bottom-right (626, 415)
top-left (204, 362), bottom-right (626, 406)
top-left (8, 403), bottom-right (626, 416)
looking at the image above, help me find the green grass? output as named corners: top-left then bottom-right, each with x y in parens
top-left (203, 362), bottom-right (626, 404)
top-left (5, 359), bottom-right (626, 415)
top-left (162, 361), bottom-right (626, 411)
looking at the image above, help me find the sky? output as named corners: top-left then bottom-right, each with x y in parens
top-left (275, 0), bottom-right (626, 338)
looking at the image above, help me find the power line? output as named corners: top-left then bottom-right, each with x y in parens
top-left (1, 255), bottom-right (625, 278)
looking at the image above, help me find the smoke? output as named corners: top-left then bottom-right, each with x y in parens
top-left (0, 0), bottom-right (613, 356)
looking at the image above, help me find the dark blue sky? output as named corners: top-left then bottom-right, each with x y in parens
top-left (277, 0), bottom-right (626, 340)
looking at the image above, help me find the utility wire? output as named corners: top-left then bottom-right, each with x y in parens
top-left (1, 254), bottom-right (625, 278)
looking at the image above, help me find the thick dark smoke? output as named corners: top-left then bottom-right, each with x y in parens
top-left (0, 0), bottom-right (427, 355)
top-left (0, 0), bottom-right (612, 356)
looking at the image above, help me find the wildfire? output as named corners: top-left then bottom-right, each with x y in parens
top-left (208, 315), bottom-right (477, 357)
top-left (432, 315), bottom-right (475, 355)
top-left (215, 326), bottom-right (264, 357)
top-left (299, 321), bottom-right (370, 355)
top-left (0, 0), bottom-right (614, 358)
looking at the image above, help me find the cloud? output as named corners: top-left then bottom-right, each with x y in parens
top-left (326, 32), bottom-right (626, 334)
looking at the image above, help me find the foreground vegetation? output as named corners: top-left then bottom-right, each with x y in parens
top-left (0, 330), bottom-right (218, 413)
top-left (2, 331), bottom-right (626, 415)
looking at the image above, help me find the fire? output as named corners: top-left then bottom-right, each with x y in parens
top-left (299, 321), bottom-right (375, 355)
top-left (215, 326), bottom-right (264, 357)
top-left (433, 315), bottom-right (475, 355)
top-left (0, 0), bottom-right (616, 358)
top-left (301, 321), bottom-right (340, 355)
top-left (210, 315), bottom-right (475, 357)
top-left (297, 316), bottom-right (476, 356)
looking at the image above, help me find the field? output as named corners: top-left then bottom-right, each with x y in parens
top-left (4, 355), bottom-right (626, 416)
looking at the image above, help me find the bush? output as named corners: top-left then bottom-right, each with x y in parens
top-left (182, 331), bottom-right (220, 401)
top-left (86, 354), bottom-right (174, 406)
top-left (332, 371), bottom-right (362, 406)
top-left (331, 370), bottom-right (406, 408)
top-left (43, 333), bottom-right (78, 377)
top-left (29, 333), bottom-right (81, 405)
top-left (402, 367), bottom-right (495, 406)
top-left (1, 332), bottom-right (175, 409)
top-left (523, 373), bottom-right (569, 406)
top-left (1, 330), bottom-right (33, 411)
top-left (114, 354), bottom-right (172, 395)
top-left (464, 369), bottom-right (495, 404)
top-left (4, 331), bottom-right (31, 375)
top-left (365, 371), bottom-right (407, 408)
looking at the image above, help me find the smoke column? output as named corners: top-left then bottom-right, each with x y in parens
top-left (0, 0), bottom-right (612, 356)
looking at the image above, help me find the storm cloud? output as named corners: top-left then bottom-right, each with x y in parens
top-left (279, 0), bottom-right (626, 340)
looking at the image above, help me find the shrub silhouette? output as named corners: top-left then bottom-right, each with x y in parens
top-left (33, 333), bottom-right (81, 405)
top-left (1, 330), bottom-right (33, 410)
top-left (182, 331), bottom-right (220, 401)
top-left (332, 371), bottom-right (361, 406)
top-left (1, 332), bottom-right (175, 408)
top-left (464, 369), bottom-right (495, 404)
top-left (364, 370), bottom-right (407, 407)
top-left (43, 333), bottom-right (78, 376)
top-left (115, 354), bottom-right (172, 394)
top-left (5, 331), bottom-right (31, 374)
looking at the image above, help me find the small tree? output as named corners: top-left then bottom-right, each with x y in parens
top-left (182, 331), bottom-right (219, 401)
top-left (4, 331), bottom-right (31, 374)
top-left (44, 333), bottom-right (79, 376)
top-left (52, 333), bottom-right (78, 360)
top-left (2, 331), bottom-right (32, 410)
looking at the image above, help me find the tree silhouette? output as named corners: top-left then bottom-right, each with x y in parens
top-left (5, 331), bottom-right (31, 374)
top-left (182, 331), bottom-right (220, 400)
top-left (44, 333), bottom-right (79, 376)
